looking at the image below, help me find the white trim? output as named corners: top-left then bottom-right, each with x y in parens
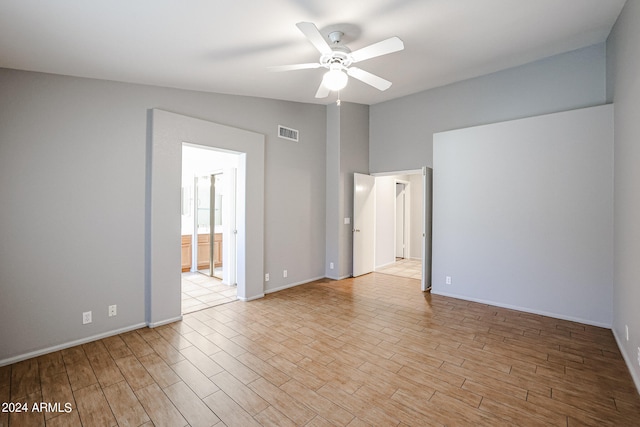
top-left (0, 323), bottom-right (147, 367)
top-left (238, 293), bottom-right (265, 302)
top-left (432, 290), bottom-right (612, 329)
top-left (147, 316), bottom-right (183, 328)
top-left (375, 260), bottom-right (397, 270)
top-left (323, 274), bottom-right (351, 281)
top-left (612, 329), bottom-right (640, 394)
top-left (265, 276), bottom-right (325, 294)
top-left (371, 169), bottom-right (422, 177)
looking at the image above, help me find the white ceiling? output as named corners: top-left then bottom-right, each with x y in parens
top-left (0, 0), bottom-right (626, 105)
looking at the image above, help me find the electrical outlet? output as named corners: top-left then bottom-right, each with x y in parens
top-left (330, 262), bottom-right (334, 269)
top-left (82, 311), bottom-right (92, 325)
top-left (445, 276), bottom-right (452, 285)
top-left (626, 325), bottom-right (629, 341)
top-left (265, 273), bottom-right (269, 282)
top-left (283, 270), bottom-right (288, 278)
top-left (637, 347), bottom-right (640, 367)
top-left (108, 305), bottom-right (117, 317)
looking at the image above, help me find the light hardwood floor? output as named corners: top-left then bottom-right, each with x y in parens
top-left (1, 273), bottom-right (639, 426)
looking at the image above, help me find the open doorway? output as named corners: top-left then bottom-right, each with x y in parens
top-left (148, 109), bottom-right (265, 328)
top-left (371, 169), bottom-right (432, 289)
top-left (181, 144), bottom-right (240, 313)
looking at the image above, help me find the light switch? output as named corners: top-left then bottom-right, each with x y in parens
top-left (344, 217), bottom-right (350, 225)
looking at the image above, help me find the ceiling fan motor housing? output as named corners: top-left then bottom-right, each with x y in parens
top-left (320, 51), bottom-right (352, 69)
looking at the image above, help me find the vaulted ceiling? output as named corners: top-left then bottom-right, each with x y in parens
top-left (0, 0), bottom-right (627, 105)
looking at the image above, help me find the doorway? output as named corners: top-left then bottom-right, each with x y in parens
top-left (354, 169), bottom-right (432, 289)
top-left (148, 109), bottom-right (265, 328)
top-left (181, 144), bottom-right (239, 313)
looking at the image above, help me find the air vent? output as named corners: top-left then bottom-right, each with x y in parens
top-left (278, 125), bottom-right (299, 142)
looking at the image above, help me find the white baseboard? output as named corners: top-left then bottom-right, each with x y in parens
top-left (238, 293), bottom-right (265, 302)
top-left (375, 261), bottom-right (396, 270)
top-left (0, 322), bottom-right (147, 367)
top-left (265, 276), bottom-right (326, 294)
top-left (325, 274), bottom-right (351, 281)
top-left (431, 289), bottom-right (612, 328)
top-left (147, 316), bottom-right (183, 328)
top-left (612, 328), bottom-right (640, 395)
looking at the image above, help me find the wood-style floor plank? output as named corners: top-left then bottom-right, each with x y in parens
top-left (102, 380), bottom-right (150, 427)
top-left (134, 383), bottom-right (187, 427)
top-left (0, 273), bottom-right (638, 426)
top-left (163, 381), bottom-right (221, 427)
top-left (73, 383), bottom-right (116, 427)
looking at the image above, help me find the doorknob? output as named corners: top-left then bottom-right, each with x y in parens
top-left (353, 229), bottom-right (360, 233)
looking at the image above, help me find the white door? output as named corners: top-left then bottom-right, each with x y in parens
top-left (224, 167), bottom-right (238, 286)
top-left (395, 183), bottom-right (406, 258)
top-left (353, 173), bottom-right (376, 277)
top-left (421, 167), bottom-right (433, 291)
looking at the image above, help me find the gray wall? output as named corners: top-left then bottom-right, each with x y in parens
top-left (432, 105), bottom-right (613, 326)
top-left (339, 103), bottom-right (370, 278)
top-left (325, 102), bottom-right (369, 279)
top-left (0, 69), bottom-right (326, 363)
top-left (370, 43), bottom-right (607, 173)
top-left (607, 0), bottom-right (640, 390)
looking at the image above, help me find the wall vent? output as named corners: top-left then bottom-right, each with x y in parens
top-left (278, 125), bottom-right (299, 142)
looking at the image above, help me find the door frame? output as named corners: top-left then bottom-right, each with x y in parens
top-left (368, 168), bottom-right (432, 291)
top-left (147, 109), bottom-right (265, 327)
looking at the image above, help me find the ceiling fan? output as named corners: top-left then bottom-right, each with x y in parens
top-left (270, 22), bottom-right (404, 98)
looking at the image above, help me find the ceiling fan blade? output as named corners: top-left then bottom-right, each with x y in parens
top-left (268, 63), bottom-right (322, 72)
top-left (296, 22), bottom-right (332, 55)
top-left (347, 67), bottom-right (392, 91)
top-left (315, 81), bottom-right (330, 98)
top-left (350, 37), bottom-right (404, 63)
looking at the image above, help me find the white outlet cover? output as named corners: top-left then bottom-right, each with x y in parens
top-left (82, 311), bottom-right (92, 324)
top-left (265, 273), bottom-right (269, 282)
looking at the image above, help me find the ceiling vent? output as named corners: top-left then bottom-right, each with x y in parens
top-left (278, 125), bottom-right (299, 142)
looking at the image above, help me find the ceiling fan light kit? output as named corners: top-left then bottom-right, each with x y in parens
top-left (322, 67), bottom-right (348, 91)
top-left (270, 22), bottom-right (404, 100)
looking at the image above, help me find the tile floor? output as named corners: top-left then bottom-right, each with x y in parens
top-left (376, 257), bottom-right (422, 280)
top-left (181, 272), bottom-right (237, 314)
top-left (3, 273), bottom-right (639, 426)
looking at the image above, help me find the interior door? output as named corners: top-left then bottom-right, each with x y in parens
top-left (353, 173), bottom-right (376, 277)
top-left (225, 168), bottom-right (237, 286)
top-left (422, 167), bottom-right (433, 291)
top-left (395, 183), bottom-right (406, 258)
